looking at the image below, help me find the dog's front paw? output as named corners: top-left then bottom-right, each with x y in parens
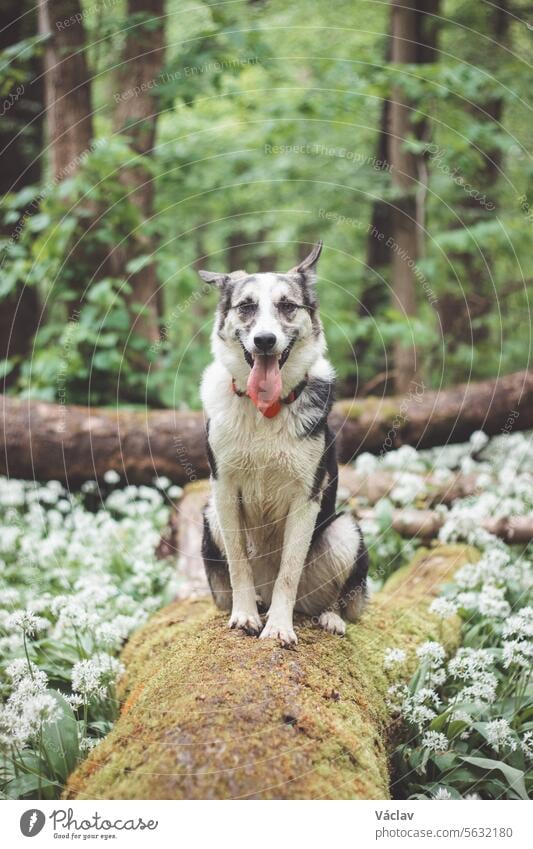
top-left (259, 619), bottom-right (298, 648)
top-left (228, 610), bottom-right (263, 636)
top-left (318, 611), bottom-right (346, 636)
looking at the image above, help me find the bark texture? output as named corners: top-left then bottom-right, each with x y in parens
top-left (112, 0), bottom-right (165, 345)
top-left (37, 0), bottom-right (93, 180)
top-left (388, 0), bottom-right (419, 393)
top-left (355, 508), bottom-right (533, 544)
top-left (1, 370), bottom-right (531, 484)
top-left (65, 544), bottom-right (476, 800)
top-left (0, 0), bottom-right (43, 385)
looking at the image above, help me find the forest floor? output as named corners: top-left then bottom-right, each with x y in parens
top-left (0, 430), bottom-right (531, 799)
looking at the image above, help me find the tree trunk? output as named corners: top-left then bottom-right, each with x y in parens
top-left (37, 0), bottom-right (93, 180)
top-left (437, 2), bottom-right (510, 349)
top-left (388, 0), bottom-right (419, 393)
top-left (64, 544), bottom-right (475, 800)
top-left (387, 1), bottom-right (440, 394)
top-left (112, 0), bottom-right (166, 346)
top-left (355, 508), bottom-right (533, 544)
top-left (0, 369), bottom-right (530, 485)
top-left (0, 0), bottom-right (43, 386)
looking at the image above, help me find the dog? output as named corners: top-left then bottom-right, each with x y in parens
top-left (199, 241), bottom-right (368, 647)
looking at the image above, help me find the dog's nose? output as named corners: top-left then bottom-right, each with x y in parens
top-left (254, 332), bottom-right (276, 352)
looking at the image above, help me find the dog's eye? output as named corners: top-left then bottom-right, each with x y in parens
top-left (278, 299), bottom-right (298, 316)
top-left (236, 300), bottom-right (256, 318)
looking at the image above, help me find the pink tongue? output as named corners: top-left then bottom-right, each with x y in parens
top-left (246, 355), bottom-right (282, 414)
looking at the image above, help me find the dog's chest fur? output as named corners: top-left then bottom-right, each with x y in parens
top-left (202, 361), bottom-right (331, 598)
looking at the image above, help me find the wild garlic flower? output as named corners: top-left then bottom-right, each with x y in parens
top-left (383, 647), bottom-right (407, 669)
top-left (433, 786), bottom-right (453, 800)
top-left (485, 719), bottom-right (518, 753)
top-left (421, 731), bottom-right (449, 752)
top-left (416, 641), bottom-right (446, 667)
top-left (6, 608), bottom-right (48, 637)
top-left (104, 469), bottom-right (120, 485)
top-left (72, 653), bottom-right (124, 699)
top-left (429, 598), bottom-right (458, 619)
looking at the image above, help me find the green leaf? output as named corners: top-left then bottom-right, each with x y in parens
top-left (0, 358), bottom-right (15, 379)
top-left (4, 773), bottom-right (58, 800)
top-left (459, 756), bottom-right (527, 800)
top-left (41, 690), bottom-right (80, 782)
top-left (126, 254), bottom-right (152, 275)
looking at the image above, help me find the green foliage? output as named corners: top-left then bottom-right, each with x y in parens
top-left (0, 0), bottom-right (531, 406)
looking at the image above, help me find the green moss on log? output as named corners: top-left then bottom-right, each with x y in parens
top-left (65, 545), bottom-right (477, 800)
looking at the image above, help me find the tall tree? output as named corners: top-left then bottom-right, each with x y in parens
top-left (113, 0), bottom-right (166, 345)
top-left (0, 0), bottom-right (43, 386)
top-left (437, 1), bottom-right (510, 350)
top-left (37, 0), bottom-right (93, 179)
top-left (386, 0), bottom-right (440, 393)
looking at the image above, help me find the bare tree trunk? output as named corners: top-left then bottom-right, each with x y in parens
top-left (438, 1), bottom-right (510, 349)
top-left (388, 0), bottom-right (419, 393)
top-left (112, 0), bottom-right (166, 346)
top-left (387, 1), bottom-right (440, 394)
top-left (37, 0), bottom-right (93, 179)
top-left (0, 0), bottom-right (43, 385)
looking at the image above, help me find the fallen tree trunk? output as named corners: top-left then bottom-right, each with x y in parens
top-left (1, 370), bottom-right (531, 485)
top-left (65, 544), bottom-right (476, 800)
top-left (356, 507), bottom-right (533, 544)
top-left (338, 466), bottom-right (482, 506)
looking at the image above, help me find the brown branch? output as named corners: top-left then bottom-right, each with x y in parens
top-left (354, 507), bottom-right (533, 544)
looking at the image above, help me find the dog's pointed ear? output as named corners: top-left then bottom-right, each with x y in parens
top-left (289, 240), bottom-right (323, 284)
top-left (198, 270), bottom-right (230, 289)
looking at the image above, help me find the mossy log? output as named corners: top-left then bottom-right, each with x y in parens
top-left (1, 369), bottom-right (531, 485)
top-left (65, 545), bottom-right (476, 800)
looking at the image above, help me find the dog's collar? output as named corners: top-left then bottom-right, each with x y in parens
top-left (231, 374), bottom-right (308, 419)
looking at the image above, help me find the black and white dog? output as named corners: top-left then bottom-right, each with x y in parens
top-left (199, 241), bottom-right (368, 647)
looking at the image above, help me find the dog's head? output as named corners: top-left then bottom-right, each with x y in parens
top-left (199, 242), bottom-right (325, 411)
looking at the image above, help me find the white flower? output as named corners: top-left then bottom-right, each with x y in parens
top-left (448, 648), bottom-right (494, 680)
top-left (104, 469), bottom-right (120, 485)
top-left (384, 648), bottom-right (407, 669)
top-left (154, 476), bottom-right (171, 490)
top-left (167, 485), bottom-right (183, 499)
top-left (79, 736), bottom-right (98, 753)
top-left (433, 786), bottom-right (453, 799)
top-left (478, 584), bottom-right (511, 619)
top-left (486, 719), bottom-right (517, 752)
top-left (390, 472), bottom-right (427, 506)
top-left (502, 640), bottom-right (533, 669)
top-left (456, 678), bottom-right (497, 705)
top-left (72, 653), bottom-right (124, 699)
top-left (421, 731), bottom-right (449, 752)
top-left (354, 453), bottom-right (378, 475)
top-left (5, 658), bottom-right (42, 684)
top-left (503, 608), bottom-right (533, 639)
top-left (416, 641), bottom-right (446, 667)
top-left (386, 683), bottom-right (408, 713)
top-left (520, 731), bottom-right (533, 762)
top-left (469, 431), bottom-right (488, 454)
top-left (6, 608), bottom-right (48, 637)
top-left (430, 597), bottom-right (458, 619)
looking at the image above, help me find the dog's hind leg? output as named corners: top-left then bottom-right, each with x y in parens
top-left (295, 512), bottom-right (368, 630)
top-left (202, 505), bottom-right (232, 612)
